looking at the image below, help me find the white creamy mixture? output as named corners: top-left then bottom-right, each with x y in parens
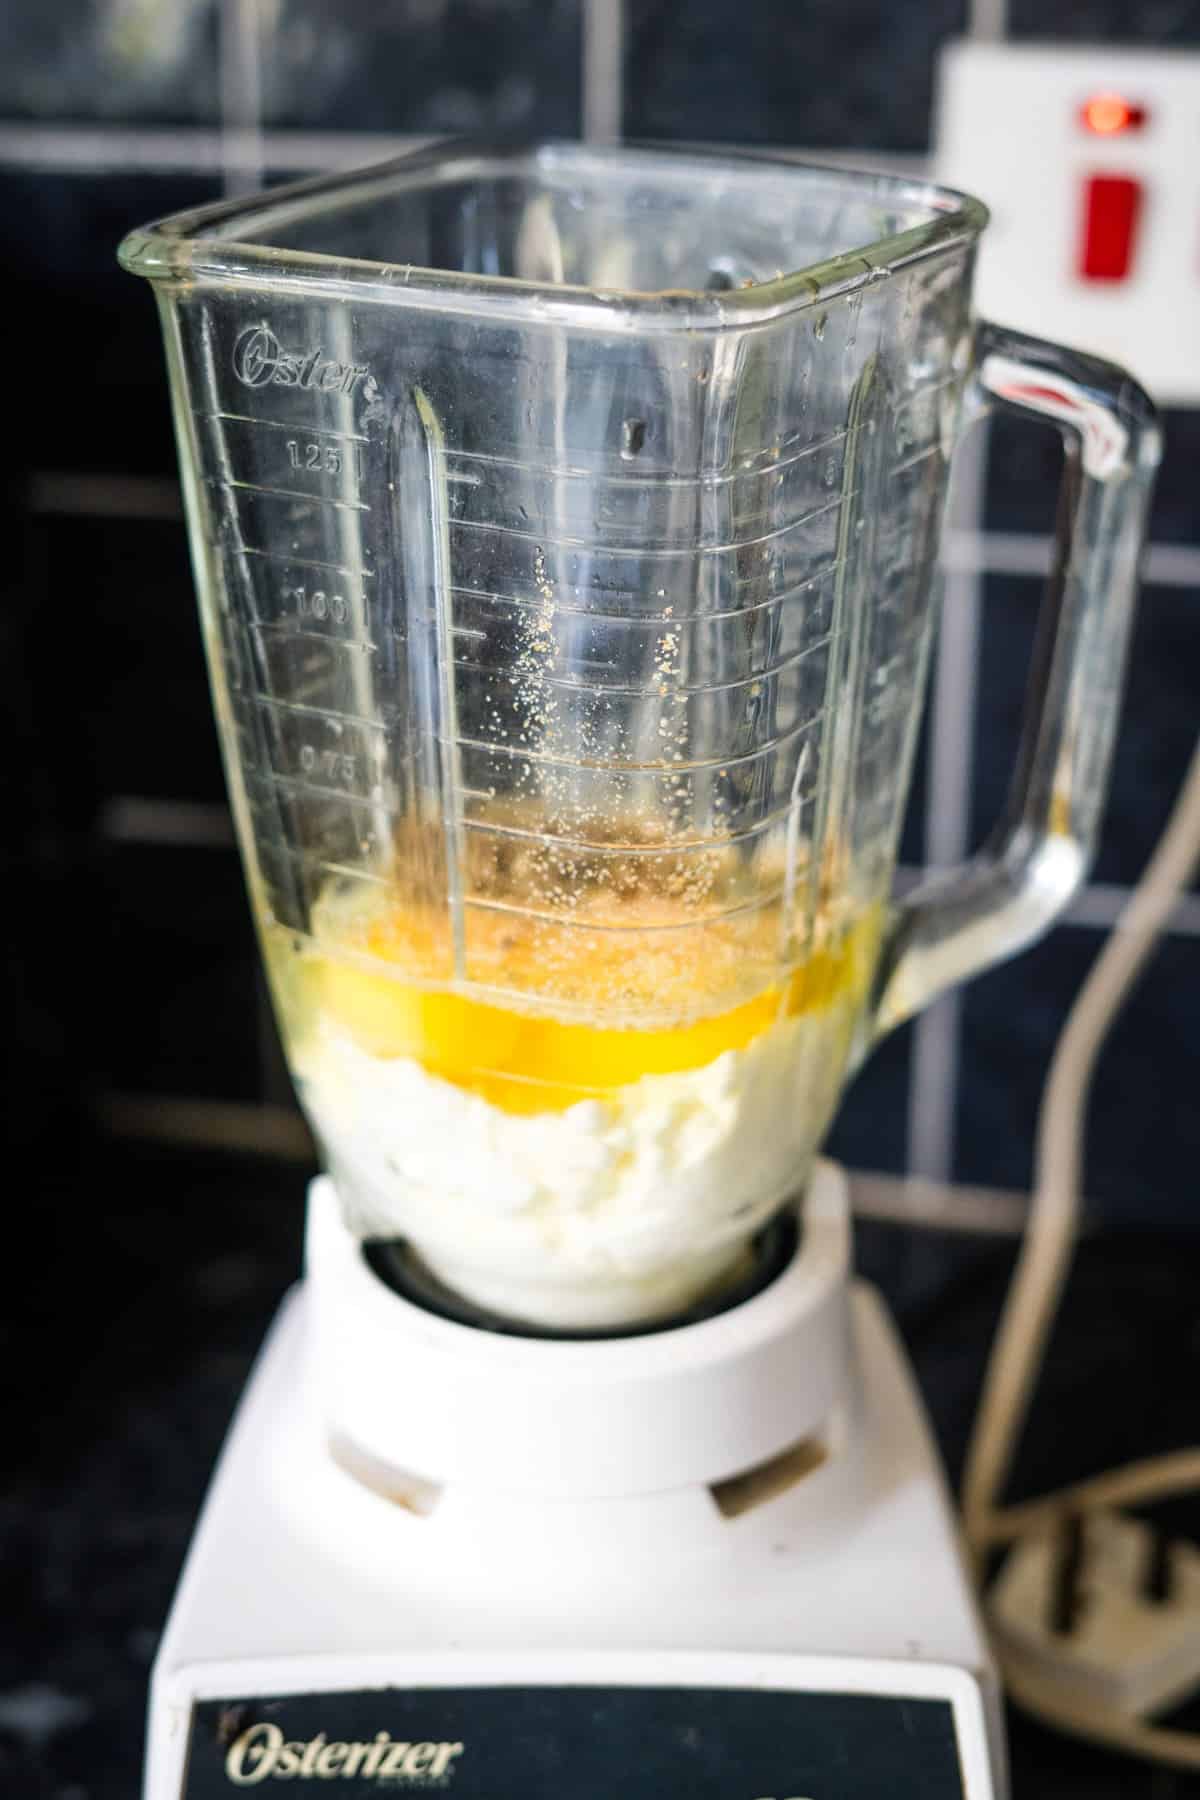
top-left (297, 1000), bottom-right (853, 1327)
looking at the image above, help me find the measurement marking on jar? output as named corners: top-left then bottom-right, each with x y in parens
top-left (446, 487), bottom-right (853, 555)
top-left (465, 886), bottom-right (787, 931)
top-left (286, 582), bottom-right (352, 625)
top-left (298, 744), bottom-right (357, 783)
top-left (458, 805), bottom-right (813, 855)
top-left (892, 371), bottom-right (959, 415)
top-left (452, 629), bottom-right (835, 696)
top-left (237, 545), bottom-right (375, 580)
top-left (443, 422), bottom-right (853, 486)
top-left (254, 622), bottom-right (377, 653)
top-left (268, 772), bottom-right (390, 809)
top-left (444, 707), bottom-right (826, 774)
top-left (266, 774), bottom-right (412, 810)
top-left (270, 771), bottom-right (367, 802)
top-left (200, 410), bottom-right (368, 445)
top-left (255, 695), bottom-right (384, 732)
top-left (208, 476), bottom-right (369, 513)
top-left (286, 438), bottom-right (344, 475)
top-left (890, 442), bottom-right (941, 478)
top-left (314, 860), bottom-right (391, 888)
top-left (445, 560), bottom-right (843, 624)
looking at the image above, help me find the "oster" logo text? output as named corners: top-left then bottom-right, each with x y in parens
top-left (232, 323), bottom-right (370, 396)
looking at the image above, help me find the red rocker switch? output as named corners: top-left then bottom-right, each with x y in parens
top-left (1078, 174), bottom-right (1144, 281)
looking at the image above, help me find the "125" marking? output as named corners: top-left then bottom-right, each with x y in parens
top-left (287, 438), bottom-right (342, 475)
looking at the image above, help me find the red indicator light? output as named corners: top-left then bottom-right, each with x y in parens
top-left (1077, 174), bottom-right (1143, 281)
top-left (1080, 92), bottom-right (1147, 135)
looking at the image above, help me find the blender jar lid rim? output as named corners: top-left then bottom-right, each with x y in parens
top-left (117, 138), bottom-right (988, 330)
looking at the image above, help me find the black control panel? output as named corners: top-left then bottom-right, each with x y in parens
top-left (183, 1683), bottom-right (966, 1797)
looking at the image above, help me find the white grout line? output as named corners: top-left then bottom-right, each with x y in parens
top-left (582, 0), bottom-right (623, 144)
top-left (28, 466), bottom-right (1197, 596)
top-left (92, 1081), bottom-right (1037, 1233)
top-left (891, 865), bottom-right (1200, 935)
top-left (1139, 540), bottom-right (1200, 588)
top-left (102, 1082), bottom-right (1030, 1238)
top-left (220, 0), bottom-right (266, 194)
top-left (0, 123), bottom-right (232, 172)
top-left (1062, 881), bottom-right (1200, 937)
top-left (0, 123), bottom-right (427, 175)
top-left (967, 0), bottom-right (1009, 41)
top-left (769, 146), bottom-right (931, 178)
top-left (850, 1169), bottom-right (1029, 1235)
top-left (26, 461), bottom-right (1200, 592)
top-left (906, 423), bottom-right (989, 1185)
top-left (87, 802), bottom-right (1200, 940)
top-left (899, 867), bottom-right (1200, 933)
top-left (100, 796), bottom-right (235, 848)
top-left (944, 528), bottom-right (1054, 578)
top-left (257, 966), bottom-right (296, 1107)
top-left (24, 459), bottom-right (1200, 588)
top-left (98, 1091), bottom-right (314, 1159)
top-left (94, 1086), bottom-right (1038, 1234)
top-left (0, 122), bottom-right (929, 178)
top-left (27, 472), bottom-right (182, 519)
top-left (945, 529), bottom-right (1200, 589)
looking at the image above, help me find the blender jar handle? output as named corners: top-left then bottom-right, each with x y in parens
top-left (870, 318), bottom-right (1161, 1043)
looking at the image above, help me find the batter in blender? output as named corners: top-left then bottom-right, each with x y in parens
top-left (268, 821), bottom-right (882, 1327)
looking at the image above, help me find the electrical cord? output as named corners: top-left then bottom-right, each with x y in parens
top-left (974, 1448), bottom-right (1200, 1551)
top-left (998, 1647), bottom-right (1200, 1770)
top-left (959, 735), bottom-right (1200, 1770)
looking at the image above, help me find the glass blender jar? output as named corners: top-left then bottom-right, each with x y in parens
top-left (120, 143), bottom-right (1157, 1330)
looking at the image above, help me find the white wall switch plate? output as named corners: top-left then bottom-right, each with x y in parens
top-left (934, 39), bottom-right (1200, 404)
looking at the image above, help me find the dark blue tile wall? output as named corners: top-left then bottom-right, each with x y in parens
top-left (259, 0), bottom-right (581, 135)
top-left (1009, 1), bottom-right (1200, 44)
top-left (100, 844), bottom-right (262, 1102)
top-left (4, 169), bottom-right (228, 1137)
top-left (958, 924), bottom-right (1200, 1222)
top-left (7, 24), bottom-right (1200, 1799)
top-left (987, 409), bottom-right (1200, 546)
top-left (828, 1021), bottom-right (916, 1178)
top-left (624, 0), bottom-right (962, 149)
top-left (965, 573), bottom-right (1039, 864)
top-left (2, 0), bottom-right (1196, 1228)
top-left (963, 554), bottom-right (1199, 1220)
top-left (901, 732), bottom-right (931, 876)
top-left (1090, 578), bottom-right (1200, 890)
top-left (33, 515), bottom-right (223, 806)
top-left (969, 574), bottom-right (1198, 893)
top-left (826, 710), bottom-right (929, 1176)
top-left (0, 1), bottom-right (220, 123)
top-left (0, 171), bottom-right (220, 476)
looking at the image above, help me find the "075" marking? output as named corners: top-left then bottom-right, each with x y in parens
top-left (298, 745), bottom-right (356, 784)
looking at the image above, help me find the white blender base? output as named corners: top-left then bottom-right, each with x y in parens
top-left (145, 1165), bottom-right (1005, 1799)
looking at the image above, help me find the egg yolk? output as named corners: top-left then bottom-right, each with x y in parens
top-left (295, 901), bottom-right (879, 1115)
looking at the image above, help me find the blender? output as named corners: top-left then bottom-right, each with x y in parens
top-left (120, 143), bottom-right (1157, 1799)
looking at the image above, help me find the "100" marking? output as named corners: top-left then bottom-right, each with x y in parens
top-left (291, 584), bottom-right (349, 625)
